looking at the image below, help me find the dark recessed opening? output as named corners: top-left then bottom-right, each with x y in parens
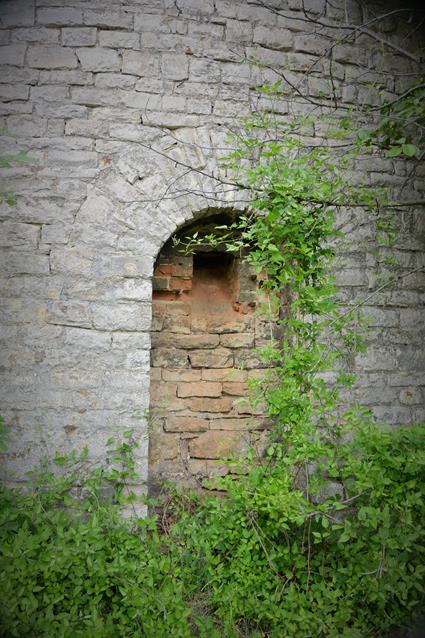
top-left (192, 252), bottom-right (237, 314)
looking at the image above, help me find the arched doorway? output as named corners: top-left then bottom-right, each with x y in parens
top-left (148, 214), bottom-right (271, 497)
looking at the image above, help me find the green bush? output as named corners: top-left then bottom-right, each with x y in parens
top-left (1, 417), bottom-right (424, 637)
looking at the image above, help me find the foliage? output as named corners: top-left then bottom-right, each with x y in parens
top-left (367, 83), bottom-right (425, 160)
top-left (1, 418), bottom-right (424, 637)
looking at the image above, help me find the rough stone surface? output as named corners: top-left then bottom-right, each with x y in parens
top-left (0, 0), bottom-right (423, 509)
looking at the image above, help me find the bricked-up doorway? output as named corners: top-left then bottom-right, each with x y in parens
top-left (149, 216), bottom-right (271, 496)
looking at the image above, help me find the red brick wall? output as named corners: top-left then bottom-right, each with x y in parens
top-left (149, 238), bottom-right (271, 495)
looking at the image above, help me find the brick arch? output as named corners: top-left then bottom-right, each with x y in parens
top-left (148, 211), bottom-right (271, 498)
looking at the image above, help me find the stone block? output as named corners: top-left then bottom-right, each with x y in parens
top-left (65, 117), bottom-right (108, 137)
top-left (177, 382), bottom-right (222, 398)
top-left (364, 307), bottom-right (399, 328)
top-left (0, 43), bottom-right (27, 65)
top-left (30, 85), bottom-right (69, 102)
top-left (121, 50), bottom-right (158, 76)
top-left (76, 47), bottom-right (120, 72)
top-left (253, 26), bottom-right (293, 50)
top-left (46, 149), bottom-right (98, 169)
top-left (161, 53), bottom-right (188, 80)
top-left (222, 61), bottom-right (251, 85)
top-left (164, 416), bottom-right (209, 432)
top-left (91, 302), bottom-right (151, 331)
top-left (37, 7), bottom-right (83, 26)
top-left (83, 9), bottom-right (133, 29)
top-left (0, 221), bottom-right (39, 247)
top-left (189, 58), bottom-right (221, 82)
top-left (189, 430), bottom-right (247, 459)
top-left (99, 30), bottom-right (140, 49)
top-left (112, 332), bottom-right (150, 350)
top-left (189, 348), bottom-right (233, 368)
top-left (47, 300), bottom-right (91, 328)
top-left (71, 86), bottom-right (121, 107)
top-left (0, 84), bottom-right (29, 101)
top-left (0, 251), bottom-right (49, 275)
top-left (12, 27), bottom-right (60, 43)
top-left (0, 0), bottom-right (34, 28)
top-left (62, 27), bottom-right (97, 46)
top-left (95, 73), bottom-right (136, 89)
top-left (225, 19), bottom-right (253, 43)
top-left (5, 114), bottom-right (46, 136)
top-left (27, 45), bottom-right (77, 69)
top-left (187, 397), bottom-right (234, 413)
top-left (38, 69), bottom-right (92, 85)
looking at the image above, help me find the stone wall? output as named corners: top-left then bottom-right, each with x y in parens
top-left (0, 0), bottom-right (424, 507)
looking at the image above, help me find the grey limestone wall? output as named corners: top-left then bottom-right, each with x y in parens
top-left (0, 0), bottom-right (424, 506)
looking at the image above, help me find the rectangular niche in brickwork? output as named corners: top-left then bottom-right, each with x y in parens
top-left (149, 225), bottom-right (273, 498)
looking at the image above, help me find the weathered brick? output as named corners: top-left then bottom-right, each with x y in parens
top-left (202, 368), bottom-right (247, 382)
top-left (220, 333), bottom-right (255, 348)
top-left (151, 347), bottom-right (189, 368)
top-left (189, 430), bottom-right (247, 459)
top-left (209, 417), bottom-right (265, 431)
top-left (222, 382), bottom-right (248, 396)
top-left (150, 432), bottom-right (179, 463)
top-left (187, 397), bottom-right (234, 413)
top-left (188, 458), bottom-right (230, 476)
top-left (152, 333), bottom-right (220, 349)
top-left (164, 416), bottom-right (209, 432)
top-left (27, 45), bottom-right (77, 69)
top-left (189, 348), bottom-right (233, 368)
top-left (162, 369), bottom-right (201, 382)
top-left (177, 381), bottom-right (222, 398)
top-left (191, 316), bottom-right (251, 333)
top-left (150, 381), bottom-right (176, 401)
top-left (76, 47), bottom-right (120, 72)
